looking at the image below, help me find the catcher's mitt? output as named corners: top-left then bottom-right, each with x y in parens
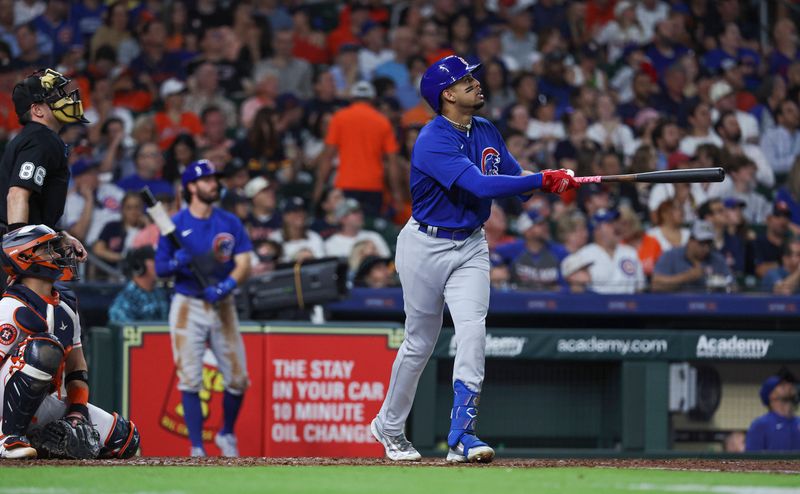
top-left (31, 416), bottom-right (101, 459)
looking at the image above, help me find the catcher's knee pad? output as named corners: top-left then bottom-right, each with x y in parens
top-left (2, 335), bottom-right (65, 436)
top-left (99, 413), bottom-right (140, 459)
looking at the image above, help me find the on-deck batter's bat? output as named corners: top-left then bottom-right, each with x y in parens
top-left (574, 167), bottom-right (725, 184)
top-left (140, 186), bottom-right (210, 289)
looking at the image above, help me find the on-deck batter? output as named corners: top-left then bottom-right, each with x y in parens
top-left (370, 56), bottom-right (580, 463)
top-left (155, 160), bottom-right (253, 457)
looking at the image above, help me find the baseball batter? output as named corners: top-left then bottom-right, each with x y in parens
top-left (370, 56), bottom-right (579, 463)
top-left (154, 160), bottom-right (252, 457)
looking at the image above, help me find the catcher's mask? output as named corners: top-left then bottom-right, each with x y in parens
top-left (12, 68), bottom-right (89, 124)
top-left (1, 225), bottom-right (79, 282)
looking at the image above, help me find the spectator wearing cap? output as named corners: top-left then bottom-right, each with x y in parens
top-left (679, 101), bottom-right (722, 157)
top-left (587, 93), bottom-right (636, 157)
top-left (268, 196), bottom-right (325, 262)
top-left (62, 157), bottom-right (125, 248)
top-left (709, 79), bottom-right (759, 144)
top-left (116, 141), bottom-right (174, 198)
top-left (500, 4), bottom-right (537, 72)
top-left (185, 61), bottom-right (238, 130)
top-left (560, 253), bottom-right (594, 293)
top-left (762, 238), bottom-right (800, 295)
top-left (154, 78), bottom-right (203, 151)
top-left (698, 198), bottom-right (746, 277)
top-left (713, 111), bottom-right (773, 189)
top-left (313, 80), bottom-right (401, 219)
top-left (617, 205), bottom-right (662, 277)
top-left (759, 99), bottom-right (800, 177)
top-left (745, 374), bottom-right (800, 452)
top-left (358, 21), bottom-right (393, 81)
top-left (253, 28), bottom-right (312, 100)
top-left (652, 219), bottom-right (734, 292)
top-left (495, 209), bottom-right (567, 292)
top-left (324, 198), bottom-right (391, 260)
top-left (596, 1), bottom-right (644, 64)
top-left (565, 208), bottom-right (645, 294)
top-left (753, 201), bottom-right (794, 279)
top-left (128, 19), bottom-right (185, 95)
top-left (108, 246), bottom-right (170, 323)
top-left (709, 154), bottom-right (771, 225)
top-left (310, 187), bottom-right (345, 240)
top-left (91, 191), bottom-right (146, 272)
top-left (242, 176), bottom-right (280, 244)
top-left (354, 255), bottom-right (396, 289)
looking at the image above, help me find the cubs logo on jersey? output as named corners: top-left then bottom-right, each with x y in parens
top-left (619, 258), bottom-right (637, 276)
top-left (212, 233), bottom-right (235, 263)
top-left (481, 147), bottom-right (501, 176)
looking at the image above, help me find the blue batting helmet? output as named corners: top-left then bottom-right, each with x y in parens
top-left (420, 55), bottom-right (481, 113)
top-left (181, 159), bottom-right (220, 187)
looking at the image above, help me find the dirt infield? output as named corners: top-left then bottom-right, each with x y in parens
top-left (4, 457), bottom-right (800, 472)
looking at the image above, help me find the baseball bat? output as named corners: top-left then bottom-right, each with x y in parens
top-left (574, 167), bottom-right (725, 184)
top-left (140, 187), bottom-right (211, 289)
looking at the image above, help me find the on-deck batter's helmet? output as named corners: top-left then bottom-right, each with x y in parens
top-left (181, 159), bottom-right (220, 187)
top-left (420, 55), bottom-right (481, 113)
top-left (0, 225), bottom-right (79, 282)
top-left (12, 68), bottom-right (89, 124)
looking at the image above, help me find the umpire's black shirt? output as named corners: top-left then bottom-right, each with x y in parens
top-left (0, 121), bottom-right (70, 229)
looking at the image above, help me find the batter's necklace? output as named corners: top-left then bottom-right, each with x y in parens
top-left (442, 115), bottom-right (472, 133)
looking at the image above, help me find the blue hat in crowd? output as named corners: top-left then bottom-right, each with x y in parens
top-left (181, 160), bottom-right (220, 187)
top-left (592, 208), bottom-right (620, 225)
top-left (723, 197), bottom-right (746, 209)
top-left (71, 158), bottom-right (99, 177)
top-left (760, 375), bottom-right (783, 407)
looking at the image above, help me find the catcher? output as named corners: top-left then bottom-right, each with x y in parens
top-left (0, 225), bottom-right (140, 459)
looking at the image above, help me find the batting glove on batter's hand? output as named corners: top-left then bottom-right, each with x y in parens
top-left (204, 276), bottom-right (237, 303)
top-left (170, 249), bottom-right (194, 271)
top-left (541, 169), bottom-right (579, 194)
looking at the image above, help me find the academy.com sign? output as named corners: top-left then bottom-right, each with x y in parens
top-left (695, 335), bottom-right (772, 359)
top-left (556, 337), bottom-right (668, 356)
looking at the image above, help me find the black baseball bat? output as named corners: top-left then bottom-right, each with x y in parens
top-left (575, 167), bottom-right (725, 184)
top-left (140, 187), bottom-right (210, 289)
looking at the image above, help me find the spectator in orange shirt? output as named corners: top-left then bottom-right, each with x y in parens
top-left (314, 81), bottom-right (401, 219)
top-left (154, 78), bottom-right (203, 150)
top-left (618, 204), bottom-right (662, 276)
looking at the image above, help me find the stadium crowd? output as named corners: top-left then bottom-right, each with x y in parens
top-left (2, 0), bottom-right (800, 295)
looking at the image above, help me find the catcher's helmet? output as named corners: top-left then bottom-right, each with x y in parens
top-left (420, 55), bottom-right (481, 113)
top-left (12, 68), bottom-right (89, 124)
top-left (0, 225), bottom-right (79, 282)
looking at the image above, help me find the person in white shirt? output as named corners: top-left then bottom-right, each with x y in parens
top-left (597, 1), bottom-right (645, 64)
top-left (564, 208), bottom-right (645, 294)
top-left (324, 198), bottom-right (391, 259)
top-left (358, 22), bottom-right (394, 81)
top-left (635, 0), bottom-right (670, 41)
top-left (759, 99), bottom-right (800, 176)
top-left (587, 93), bottom-right (636, 157)
top-left (61, 159), bottom-right (125, 247)
top-left (268, 196), bottom-right (326, 261)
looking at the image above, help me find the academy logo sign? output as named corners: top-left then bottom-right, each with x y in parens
top-left (695, 335), bottom-right (772, 359)
top-left (449, 334), bottom-right (527, 358)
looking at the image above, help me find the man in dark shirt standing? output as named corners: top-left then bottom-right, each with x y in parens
top-left (0, 68), bottom-right (88, 259)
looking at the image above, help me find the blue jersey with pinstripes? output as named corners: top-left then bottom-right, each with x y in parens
top-left (155, 207), bottom-right (252, 298)
top-left (410, 115), bottom-right (522, 230)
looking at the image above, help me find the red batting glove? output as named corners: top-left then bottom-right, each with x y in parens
top-left (541, 169), bottom-right (579, 194)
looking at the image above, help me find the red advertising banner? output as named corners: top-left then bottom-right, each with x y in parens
top-left (122, 324), bottom-right (401, 457)
top-left (262, 328), bottom-right (402, 457)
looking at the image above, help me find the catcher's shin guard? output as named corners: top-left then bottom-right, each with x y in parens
top-left (2, 335), bottom-right (64, 436)
top-left (446, 380), bottom-right (494, 463)
top-left (99, 413), bottom-right (140, 459)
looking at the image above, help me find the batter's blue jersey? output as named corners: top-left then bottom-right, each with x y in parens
top-left (155, 207), bottom-right (253, 297)
top-left (410, 115), bottom-right (522, 230)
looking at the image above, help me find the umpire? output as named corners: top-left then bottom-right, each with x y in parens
top-left (0, 68), bottom-right (89, 259)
